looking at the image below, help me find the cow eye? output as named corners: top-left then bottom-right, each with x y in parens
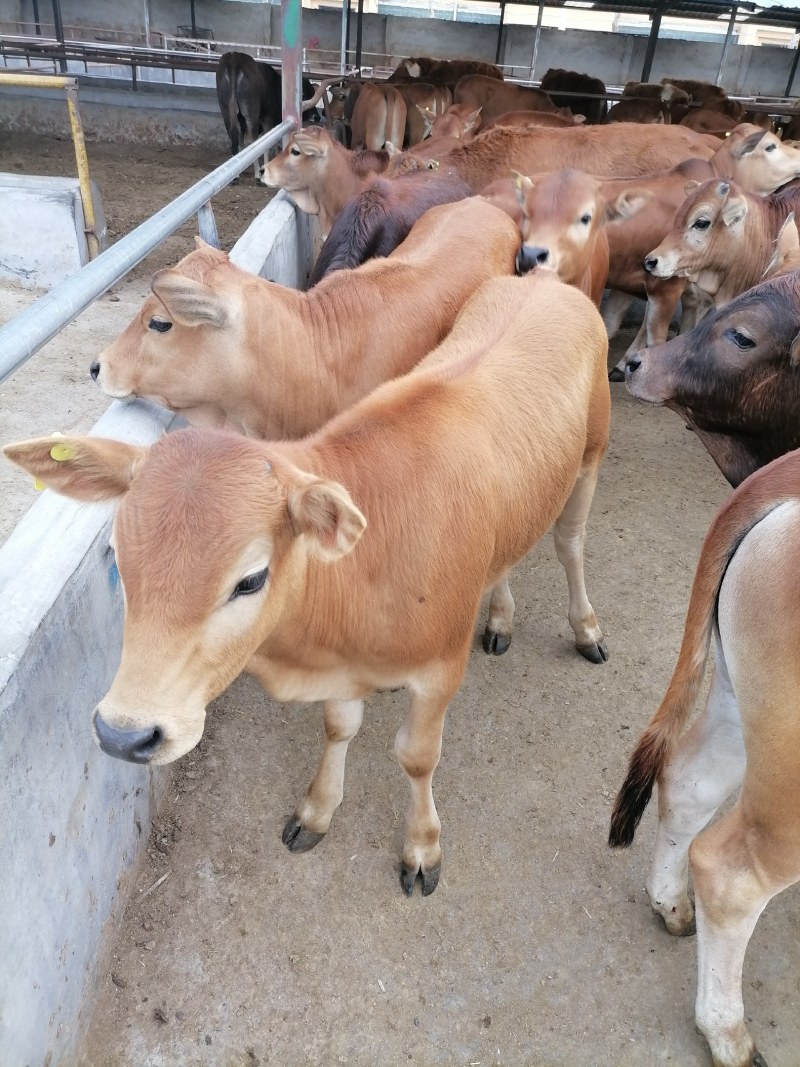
top-left (230, 567), bottom-right (269, 601)
top-left (766, 143), bottom-right (776, 153)
top-left (692, 217), bottom-right (711, 231)
top-left (290, 146), bottom-right (301, 156)
top-left (728, 328), bottom-right (755, 350)
top-left (148, 318), bottom-right (172, 333)
top-left (580, 213), bottom-right (592, 225)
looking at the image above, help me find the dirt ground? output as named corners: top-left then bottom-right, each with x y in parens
top-left (2, 133), bottom-right (799, 1067)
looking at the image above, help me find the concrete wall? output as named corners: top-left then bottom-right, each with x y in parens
top-left (0, 195), bottom-right (318, 1067)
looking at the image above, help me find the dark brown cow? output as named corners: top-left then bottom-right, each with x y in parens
top-left (605, 82), bottom-right (690, 125)
top-left (453, 75), bottom-right (556, 122)
top-left (540, 68), bottom-right (608, 124)
top-left (388, 56), bottom-right (503, 87)
top-left (624, 271), bottom-right (800, 486)
top-left (308, 171), bottom-right (472, 284)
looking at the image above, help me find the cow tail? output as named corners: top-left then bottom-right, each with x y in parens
top-left (609, 453), bottom-right (800, 848)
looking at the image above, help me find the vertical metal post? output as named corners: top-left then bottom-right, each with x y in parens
top-left (64, 84), bottom-right (100, 260)
top-left (355, 0), bottom-right (364, 70)
top-left (495, 1), bottom-right (506, 66)
top-left (640, 0), bottom-right (665, 83)
top-left (452, 0), bottom-right (458, 21)
top-left (189, 0), bottom-right (197, 38)
top-left (143, 0), bottom-right (150, 47)
top-left (32, 0), bottom-right (42, 36)
top-left (785, 35), bottom-right (800, 97)
top-left (345, 0), bottom-right (352, 68)
top-left (197, 203), bottom-right (220, 249)
top-left (715, 5), bottom-right (737, 86)
top-left (528, 0), bottom-right (544, 82)
top-left (280, 0), bottom-right (302, 131)
top-left (340, 0), bottom-right (348, 73)
top-left (51, 0), bottom-right (66, 72)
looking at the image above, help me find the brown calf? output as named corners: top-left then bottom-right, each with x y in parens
top-left (10, 269), bottom-right (610, 896)
top-left (679, 107), bottom-right (740, 138)
top-left (426, 102), bottom-right (482, 140)
top-left (610, 447), bottom-right (800, 1067)
top-left (261, 125), bottom-right (388, 235)
top-left (481, 108), bottom-right (584, 131)
top-left (351, 84), bottom-right (407, 151)
top-left (394, 81), bottom-right (451, 145)
top-left (453, 74), bottom-right (556, 122)
top-left (384, 123), bottom-right (716, 185)
top-left (388, 56), bottom-right (503, 87)
top-left (90, 198), bottom-right (519, 439)
top-left (605, 82), bottom-right (689, 125)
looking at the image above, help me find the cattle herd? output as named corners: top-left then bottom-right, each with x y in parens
top-left (7, 50), bottom-right (800, 1067)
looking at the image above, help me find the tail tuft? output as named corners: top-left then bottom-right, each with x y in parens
top-left (608, 733), bottom-right (667, 848)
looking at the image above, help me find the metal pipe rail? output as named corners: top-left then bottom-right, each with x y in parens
top-left (0, 119), bottom-right (294, 386)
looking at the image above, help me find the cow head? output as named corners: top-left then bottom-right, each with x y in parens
top-left (714, 125), bottom-right (800, 195)
top-left (260, 126), bottom-right (335, 213)
top-left (624, 272), bottom-right (800, 486)
top-left (90, 240), bottom-right (250, 430)
top-left (643, 179), bottom-right (749, 295)
top-left (3, 429), bottom-right (366, 764)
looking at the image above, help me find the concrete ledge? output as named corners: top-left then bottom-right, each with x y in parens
top-left (231, 188), bottom-right (322, 290)
top-left (0, 193), bottom-right (316, 1066)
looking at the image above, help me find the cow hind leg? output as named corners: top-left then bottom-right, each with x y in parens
top-left (482, 569), bottom-right (515, 655)
top-left (552, 464), bottom-right (607, 662)
top-left (646, 633), bottom-right (746, 937)
top-left (282, 698), bottom-right (364, 852)
top-left (395, 664), bottom-right (463, 896)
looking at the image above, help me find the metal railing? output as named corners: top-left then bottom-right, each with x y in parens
top-left (0, 119), bottom-right (294, 386)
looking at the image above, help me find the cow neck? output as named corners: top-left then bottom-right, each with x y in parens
top-left (668, 405), bottom-right (768, 489)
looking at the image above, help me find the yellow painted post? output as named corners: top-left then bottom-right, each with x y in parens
top-left (0, 72), bottom-right (99, 259)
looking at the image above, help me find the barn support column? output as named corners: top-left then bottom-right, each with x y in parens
top-left (143, 0), bottom-right (150, 46)
top-left (340, 0), bottom-right (348, 73)
top-left (51, 0), bottom-right (66, 72)
top-left (32, 0), bottom-right (41, 36)
top-left (715, 4), bottom-right (737, 86)
top-left (528, 0), bottom-right (544, 82)
top-left (640, 0), bottom-right (666, 83)
top-left (189, 0), bottom-right (197, 38)
top-left (495, 0), bottom-right (506, 67)
top-left (355, 0), bottom-right (364, 70)
top-left (785, 35), bottom-right (800, 96)
top-left (280, 0), bottom-right (302, 134)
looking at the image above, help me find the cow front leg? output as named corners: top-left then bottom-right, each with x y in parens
top-left (647, 635), bottom-right (746, 936)
top-left (394, 667), bottom-right (462, 896)
top-left (603, 288), bottom-right (635, 340)
top-left (282, 697), bottom-right (364, 852)
top-left (482, 570), bottom-right (515, 655)
top-left (608, 303), bottom-right (648, 381)
top-left (552, 464), bottom-right (607, 663)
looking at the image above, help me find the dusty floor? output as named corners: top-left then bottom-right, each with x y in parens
top-left (2, 133), bottom-right (799, 1067)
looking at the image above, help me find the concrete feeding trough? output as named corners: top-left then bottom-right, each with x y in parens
top-left (0, 173), bottom-right (107, 290)
top-left (0, 192), bottom-right (318, 1066)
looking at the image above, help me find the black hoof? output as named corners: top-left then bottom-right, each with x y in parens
top-left (753, 1049), bottom-right (769, 1067)
top-left (608, 367), bottom-right (625, 383)
top-left (282, 815), bottom-right (326, 853)
top-left (400, 863), bottom-right (441, 897)
top-left (482, 628), bottom-right (512, 655)
top-left (578, 639), bottom-right (608, 664)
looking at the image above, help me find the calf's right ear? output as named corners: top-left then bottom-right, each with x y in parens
top-left (3, 436), bottom-right (147, 501)
top-left (151, 270), bottom-right (228, 328)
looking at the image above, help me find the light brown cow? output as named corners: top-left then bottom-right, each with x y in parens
top-left (394, 81), bottom-right (451, 145)
top-left (481, 108), bottom-right (584, 131)
top-left (89, 198), bottom-right (519, 439)
top-left (10, 269), bottom-right (610, 896)
top-left (610, 447), bottom-right (800, 1067)
top-left (261, 126), bottom-right (388, 235)
top-left (680, 107), bottom-right (740, 138)
top-left (605, 82), bottom-right (689, 125)
top-left (425, 102), bottom-right (482, 141)
top-left (384, 123), bottom-right (716, 185)
top-left (351, 83), bottom-right (407, 151)
top-left (661, 77), bottom-right (745, 121)
top-left (644, 178), bottom-right (800, 308)
top-left (453, 74), bottom-right (556, 122)
top-left (488, 170), bottom-right (613, 307)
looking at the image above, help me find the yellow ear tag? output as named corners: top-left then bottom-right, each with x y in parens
top-left (34, 478), bottom-right (45, 491)
top-left (50, 443), bottom-right (75, 462)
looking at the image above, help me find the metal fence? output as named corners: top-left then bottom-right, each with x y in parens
top-left (0, 118), bottom-right (294, 386)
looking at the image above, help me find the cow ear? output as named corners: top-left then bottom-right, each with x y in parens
top-left (511, 170), bottom-right (533, 211)
top-left (464, 107), bottom-right (482, 133)
top-left (288, 479), bottom-right (366, 562)
top-left (791, 329), bottom-right (800, 367)
top-left (721, 194), bottom-right (748, 228)
top-left (765, 213), bottom-right (799, 277)
top-left (683, 179), bottom-right (701, 195)
top-left (727, 130), bottom-right (766, 159)
top-left (293, 131), bottom-right (327, 157)
top-left (151, 270), bottom-right (229, 328)
top-left (605, 188), bottom-right (653, 223)
top-left (3, 435), bottom-right (146, 501)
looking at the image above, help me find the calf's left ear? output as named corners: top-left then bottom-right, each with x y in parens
top-left (288, 479), bottom-right (367, 562)
top-left (3, 436), bottom-right (147, 501)
top-left (721, 195), bottom-right (748, 228)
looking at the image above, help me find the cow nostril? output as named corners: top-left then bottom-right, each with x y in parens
top-left (89, 361), bottom-right (100, 381)
top-left (516, 245), bottom-right (549, 275)
top-left (644, 256), bottom-right (658, 273)
top-left (93, 710), bottom-right (164, 764)
top-left (626, 354), bottom-right (643, 374)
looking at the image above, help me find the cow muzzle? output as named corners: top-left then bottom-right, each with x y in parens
top-left (643, 255), bottom-right (659, 274)
top-left (516, 244), bottom-right (550, 275)
top-left (93, 709), bottom-right (164, 764)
